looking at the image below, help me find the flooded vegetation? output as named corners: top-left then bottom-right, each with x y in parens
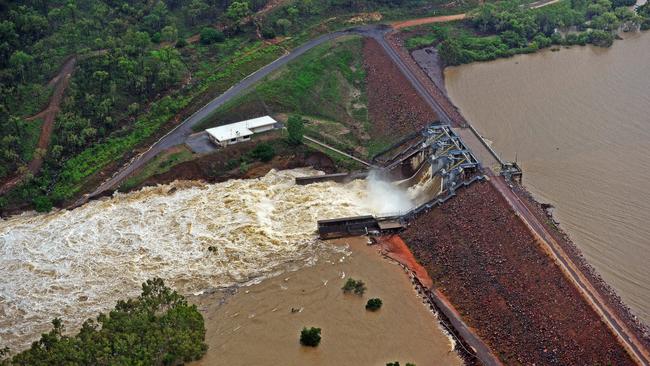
top-left (445, 32), bottom-right (650, 324)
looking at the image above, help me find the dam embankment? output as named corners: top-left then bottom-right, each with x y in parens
top-left (445, 31), bottom-right (650, 325)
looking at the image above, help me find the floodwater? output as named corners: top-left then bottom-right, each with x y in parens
top-left (0, 168), bottom-right (436, 352)
top-left (191, 237), bottom-right (461, 366)
top-left (445, 32), bottom-right (650, 324)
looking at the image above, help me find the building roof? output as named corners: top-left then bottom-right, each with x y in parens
top-left (205, 116), bottom-right (277, 142)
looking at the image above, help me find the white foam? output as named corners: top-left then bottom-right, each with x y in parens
top-left (0, 168), bottom-right (375, 350)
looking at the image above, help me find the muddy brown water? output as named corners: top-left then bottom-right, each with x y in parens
top-left (191, 237), bottom-right (461, 366)
top-left (445, 32), bottom-right (650, 324)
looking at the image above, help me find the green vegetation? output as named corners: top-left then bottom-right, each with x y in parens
top-left (403, 0), bottom-right (649, 66)
top-left (640, 2), bottom-right (650, 30)
top-left (200, 27), bottom-right (225, 44)
top-left (120, 147), bottom-right (194, 192)
top-left (251, 142), bottom-right (276, 162)
top-left (342, 278), bottom-right (367, 295)
top-left (287, 115), bottom-right (305, 145)
top-left (299, 327), bottom-right (322, 347)
top-left (196, 37), bottom-right (381, 162)
top-left (0, 0), bottom-right (495, 212)
top-left (1, 278), bottom-right (206, 365)
top-left (366, 298), bottom-right (383, 311)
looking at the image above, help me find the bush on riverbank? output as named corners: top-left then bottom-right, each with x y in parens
top-left (1, 278), bottom-right (207, 366)
top-left (404, 0), bottom-right (649, 66)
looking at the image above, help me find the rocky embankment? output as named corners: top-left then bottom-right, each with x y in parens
top-left (362, 38), bottom-right (438, 140)
top-left (400, 181), bottom-right (636, 365)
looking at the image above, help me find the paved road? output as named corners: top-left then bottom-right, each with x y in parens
top-left (79, 29), bottom-right (371, 204)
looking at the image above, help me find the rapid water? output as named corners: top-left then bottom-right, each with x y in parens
top-left (0, 167), bottom-right (433, 351)
top-left (445, 32), bottom-right (650, 324)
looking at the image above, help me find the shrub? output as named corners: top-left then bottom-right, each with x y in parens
top-left (366, 298), bottom-right (383, 311)
top-left (261, 27), bottom-right (276, 39)
top-left (386, 363), bottom-right (416, 366)
top-left (32, 196), bottom-right (52, 212)
top-left (588, 30), bottom-right (614, 47)
top-left (239, 161), bottom-right (249, 173)
top-left (200, 28), bottom-right (225, 45)
top-left (175, 38), bottom-right (188, 48)
top-left (251, 142), bottom-right (275, 162)
top-left (342, 278), bottom-right (366, 296)
top-left (286, 115), bottom-right (305, 146)
top-left (300, 327), bottom-right (321, 347)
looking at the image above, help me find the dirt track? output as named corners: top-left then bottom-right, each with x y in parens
top-left (0, 56), bottom-right (77, 195)
top-left (392, 14), bottom-right (467, 29)
top-left (400, 181), bottom-right (636, 365)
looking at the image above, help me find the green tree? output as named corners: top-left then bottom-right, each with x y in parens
top-left (437, 38), bottom-right (467, 66)
top-left (226, 1), bottom-right (252, 25)
top-left (300, 327), bottom-right (321, 347)
top-left (6, 278), bottom-right (207, 365)
top-left (588, 29), bottom-right (614, 46)
top-left (161, 25), bottom-right (178, 43)
top-left (286, 115), bottom-right (305, 145)
top-left (200, 27), bottom-right (225, 44)
top-left (8, 50), bottom-right (33, 82)
top-left (251, 142), bottom-right (275, 162)
top-left (366, 298), bottom-right (383, 311)
top-left (32, 196), bottom-right (52, 212)
top-left (186, 0), bottom-right (209, 25)
top-left (276, 18), bottom-right (292, 35)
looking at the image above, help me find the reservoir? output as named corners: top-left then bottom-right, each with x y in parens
top-left (445, 32), bottom-right (650, 324)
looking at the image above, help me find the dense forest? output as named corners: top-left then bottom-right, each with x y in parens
top-left (0, 278), bottom-right (207, 365)
top-left (0, 0), bottom-right (453, 212)
top-left (404, 0), bottom-right (650, 65)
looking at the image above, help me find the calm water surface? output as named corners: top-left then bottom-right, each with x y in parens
top-left (445, 32), bottom-right (650, 324)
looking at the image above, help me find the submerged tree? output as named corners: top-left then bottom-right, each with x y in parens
top-left (300, 327), bottom-right (321, 347)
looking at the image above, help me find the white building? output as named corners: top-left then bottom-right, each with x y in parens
top-left (205, 116), bottom-right (277, 147)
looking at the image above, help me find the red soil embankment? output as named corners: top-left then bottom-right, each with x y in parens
top-left (362, 38), bottom-right (438, 141)
top-left (400, 181), bottom-right (636, 365)
top-left (377, 235), bottom-right (433, 289)
top-left (392, 13), bottom-right (467, 29)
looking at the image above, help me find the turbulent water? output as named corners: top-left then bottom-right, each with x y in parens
top-left (0, 168), bottom-right (427, 351)
top-left (445, 32), bottom-right (650, 324)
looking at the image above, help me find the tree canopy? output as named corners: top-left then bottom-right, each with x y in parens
top-left (1, 278), bottom-right (207, 366)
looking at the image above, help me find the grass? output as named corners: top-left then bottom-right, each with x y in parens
top-left (119, 147), bottom-right (194, 192)
top-left (304, 140), bottom-right (363, 171)
top-left (193, 36), bottom-right (391, 162)
top-left (194, 36), bottom-right (367, 131)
